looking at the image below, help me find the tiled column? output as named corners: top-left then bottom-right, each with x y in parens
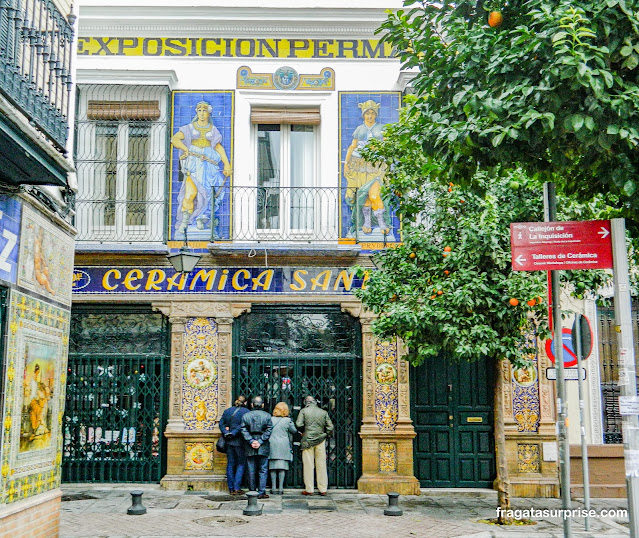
top-left (505, 326), bottom-right (560, 498)
top-left (343, 304), bottom-right (420, 495)
top-left (154, 301), bottom-right (249, 491)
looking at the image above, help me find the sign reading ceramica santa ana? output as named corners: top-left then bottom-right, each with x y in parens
top-left (72, 267), bottom-right (371, 295)
top-left (77, 38), bottom-right (394, 59)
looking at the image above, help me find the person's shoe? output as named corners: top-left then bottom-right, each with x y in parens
top-left (257, 494), bottom-right (269, 499)
top-left (301, 491), bottom-right (313, 496)
top-left (234, 489), bottom-right (245, 495)
top-left (229, 491), bottom-right (237, 496)
top-left (270, 489), bottom-right (277, 495)
top-left (278, 490), bottom-right (284, 495)
top-left (319, 492), bottom-right (327, 496)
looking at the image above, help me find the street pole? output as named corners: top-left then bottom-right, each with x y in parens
top-left (544, 182), bottom-right (572, 537)
top-left (611, 218), bottom-right (639, 538)
top-left (574, 315), bottom-right (590, 530)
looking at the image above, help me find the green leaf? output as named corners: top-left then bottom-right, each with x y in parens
top-left (572, 115), bottom-right (585, 131)
top-left (607, 125), bottom-right (620, 135)
top-left (620, 45), bottom-right (633, 57)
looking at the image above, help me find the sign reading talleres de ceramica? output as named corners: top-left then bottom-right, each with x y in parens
top-left (77, 38), bottom-right (394, 59)
top-left (72, 267), bottom-right (370, 295)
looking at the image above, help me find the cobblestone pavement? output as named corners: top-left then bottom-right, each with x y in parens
top-left (60, 484), bottom-right (630, 538)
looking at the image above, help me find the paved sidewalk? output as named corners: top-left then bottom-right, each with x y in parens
top-left (60, 484), bottom-right (630, 538)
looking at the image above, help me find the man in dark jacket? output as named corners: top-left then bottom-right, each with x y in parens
top-left (219, 395), bottom-right (249, 495)
top-left (240, 396), bottom-right (273, 498)
top-left (295, 395), bottom-right (334, 496)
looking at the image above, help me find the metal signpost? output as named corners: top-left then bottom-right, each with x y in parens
top-left (511, 184), bottom-right (614, 538)
top-left (611, 218), bottom-right (639, 538)
top-left (573, 313), bottom-right (593, 531)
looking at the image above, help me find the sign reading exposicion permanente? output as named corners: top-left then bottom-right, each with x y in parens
top-left (77, 37), bottom-right (395, 59)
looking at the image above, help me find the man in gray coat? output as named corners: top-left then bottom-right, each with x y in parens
top-left (295, 396), bottom-right (334, 496)
top-left (240, 396), bottom-right (273, 498)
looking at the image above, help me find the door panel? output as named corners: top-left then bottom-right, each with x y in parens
top-left (411, 353), bottom-right (496, 488)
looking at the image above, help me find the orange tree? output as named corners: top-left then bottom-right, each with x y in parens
top-left (380, 0), bottom-right (639, 233)
top-left (356, 109), bottom-right (611, 520)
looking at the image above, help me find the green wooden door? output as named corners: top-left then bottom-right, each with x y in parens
top-left (411, 353), bottom-right (495, 487)
top-left (233, 305), bottom-right (361, 489)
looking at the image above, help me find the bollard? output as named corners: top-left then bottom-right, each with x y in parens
top-left (127, 490), bottom-right (147, 515)
top-left (384, 492), bottom-right (403, 516)
top-left (243, 491), bottom-right (262, 516)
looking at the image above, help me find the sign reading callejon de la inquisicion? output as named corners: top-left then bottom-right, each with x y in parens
top-left (72, 267), bottom-right (371, 295)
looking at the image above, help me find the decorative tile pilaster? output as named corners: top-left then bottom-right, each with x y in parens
top-left (182, 318), bottom-right (219, 431)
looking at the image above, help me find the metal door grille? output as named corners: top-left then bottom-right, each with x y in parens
top-left (598, 302), bottom-right (639, 444)
top-left (233, 306), bottom-right (361, 489)
top-left (63, 309), bottom-right (170, 482)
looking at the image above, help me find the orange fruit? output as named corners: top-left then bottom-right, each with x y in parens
top-left (448, 187), bottom-right (453, 192)
top-left (443, 253), bottom-right (448, 257)
top-left (536, 296), bottom-right (543, 304)
top-left (437, 290), bottom-right (443, 295)
top-left (460, 199), bottom-right (465, 204)
top-left (391, 294), bottom-right (398, 302)
top-left (444, 246), bottom-right (452, 252)
top-left (430, 295), bottom-right (436, 300)
top-left (527, 299), bottom-right (536, 307)
top-left (409, 252), bottom-right (416, 259)
top-left (488, 11), bottom-right (503, 28)
top-left (509, 298), bottom-right (519, 306)
top-left (444, 270), bottom-right (450, 275)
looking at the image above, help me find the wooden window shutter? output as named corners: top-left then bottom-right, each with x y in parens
top-left (87, 100), bottom-right (161, 121)
top-left (250, 107), bottom-right (320, 125)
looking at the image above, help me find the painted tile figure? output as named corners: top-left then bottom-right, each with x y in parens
top-left (172, 100), bottom-right (232, 239)
top-left (20, 344), bottom-right (55, 452)
top-left (340, 92), bottom-right (400, 243)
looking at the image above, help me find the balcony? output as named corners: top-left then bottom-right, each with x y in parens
top-left (0, 0), bottom-right (74, 151)
top-left (75, 185), bottom-right (398, 258)
top-left (221, 185), bottom-right (340, 243)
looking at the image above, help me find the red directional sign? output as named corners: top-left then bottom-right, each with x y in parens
top-left (510, 220), bottom-right (613, 271)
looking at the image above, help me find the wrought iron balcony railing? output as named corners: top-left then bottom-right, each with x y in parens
top-left (221, 185), bottom-right (340, 243)
top-left (75, 186), bottom-right (345, 244)
top-left (0, 0), bottom-right (74, 150)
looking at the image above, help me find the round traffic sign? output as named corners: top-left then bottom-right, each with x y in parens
top-left (545, 328), bottom-right (578, 367)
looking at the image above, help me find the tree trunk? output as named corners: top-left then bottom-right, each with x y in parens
top-left (493, 357), bottom-right (513, 524)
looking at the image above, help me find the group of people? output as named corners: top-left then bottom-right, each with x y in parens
top-left (219, 395), bottom-right (334, 499)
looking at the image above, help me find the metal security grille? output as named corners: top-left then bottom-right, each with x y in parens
top-left (233, 306), bottom-right (361, 489)
top-left (598, 302), bottom-right (639, 444)
top-left (62, 308), bottom-right (170, 482)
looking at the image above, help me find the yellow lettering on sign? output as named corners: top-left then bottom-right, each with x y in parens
top-left (361, 270), bottom-right (371, 290)
top-left (145, 269), bottom-right (166, 290)
top-left (333, 270), bottom-right (355, 291)
top-left (77, 37), bottom-right (393, 59)
top-left (166, 272), bottom-right (187, 291)
top-left (189, 269), bottom-right (217, 291)
top-left (218, 269), bottom-right (229, 290)
top-left (232, 269), bottom-right (250, 291)
top-left (310, 270), bottom-right (332, 291)
top-left (123, 269), bottom-right (143, 291)
top-left (102, 269), bottom-right (121, 291)
top-left (290, 270), bottom-right (308, 291)
top-left (252, 270), bottom-right (274, 291)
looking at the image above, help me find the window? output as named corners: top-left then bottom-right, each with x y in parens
top-left (74, 85), bottom-right (168, 242)
top-left (253, 111), bottom-right (318, 236)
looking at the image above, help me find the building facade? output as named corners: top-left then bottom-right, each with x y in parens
top-left (67, 0), bottom-right (631, 499)
top-left (0, 0), bottom-right (77, 535)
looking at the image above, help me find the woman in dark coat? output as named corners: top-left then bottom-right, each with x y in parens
top-left (268, 402), bottom-right (297, 494)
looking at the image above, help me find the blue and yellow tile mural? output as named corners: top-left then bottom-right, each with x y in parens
top-left (170, 91), bottom-right (234, 242)
top-left (339, 92), bottom-right (401, 247)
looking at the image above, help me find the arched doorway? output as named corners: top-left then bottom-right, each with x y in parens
top-left (232, 305), bottom-right (362, 488)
